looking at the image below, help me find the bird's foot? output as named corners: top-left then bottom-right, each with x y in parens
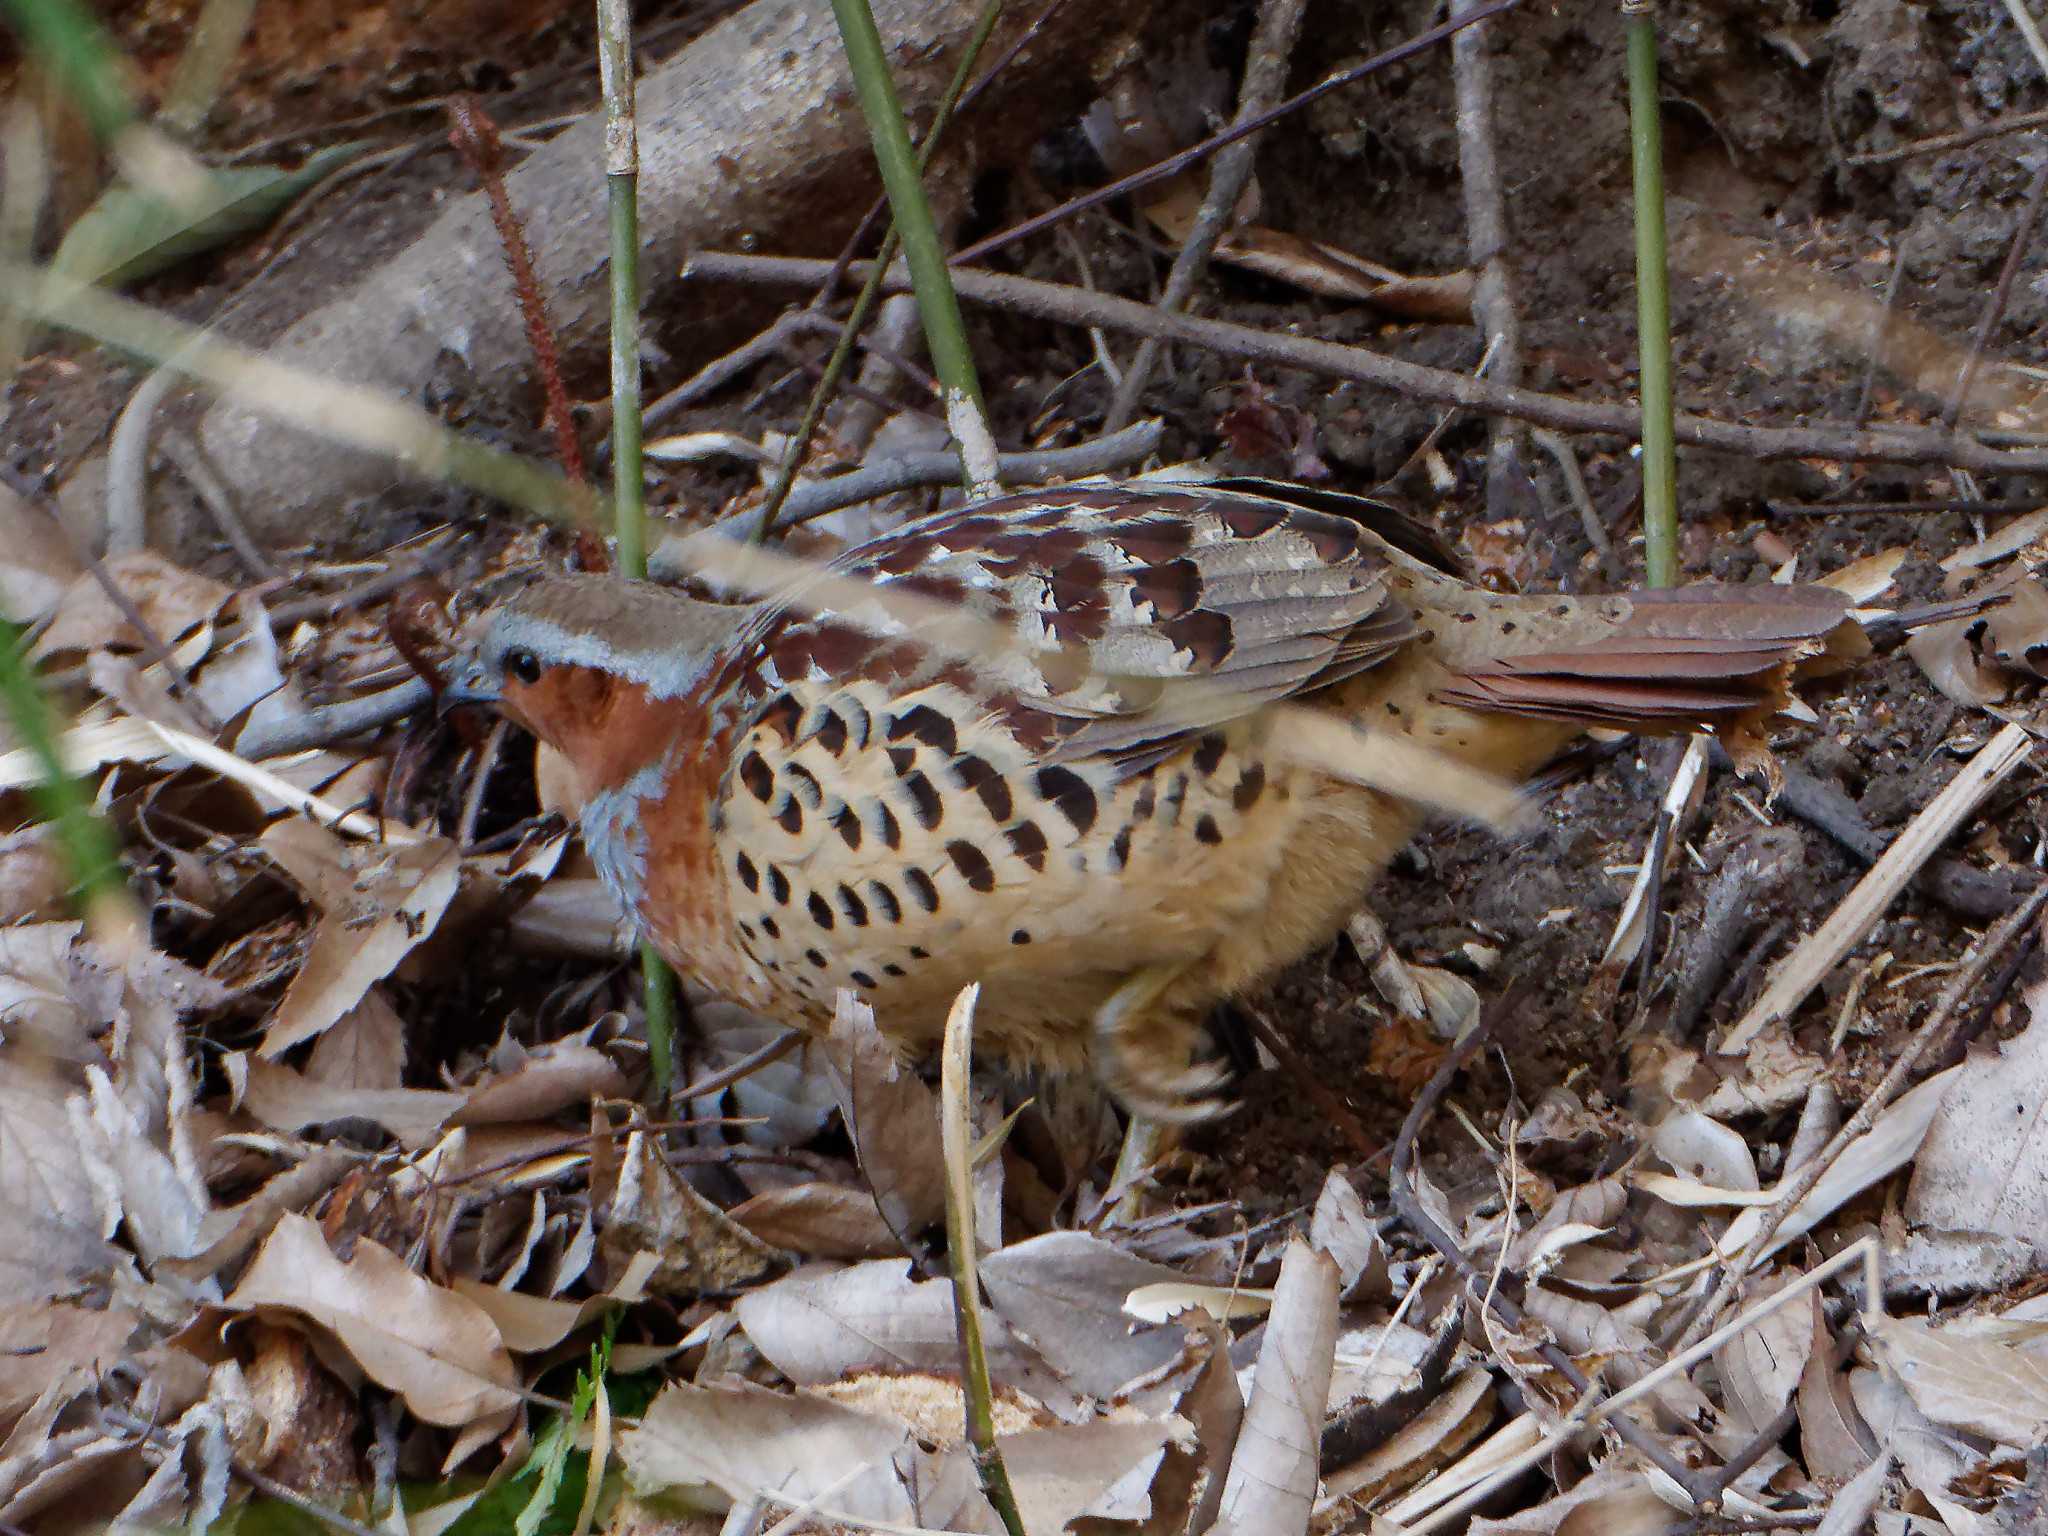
top-left (1091, 965), bottom-right (1234, 1125)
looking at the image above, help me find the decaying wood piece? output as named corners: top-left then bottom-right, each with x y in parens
top-left (197, 0), bottom-right (1159, 542)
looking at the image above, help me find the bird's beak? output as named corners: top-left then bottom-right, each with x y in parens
top-left (439, 656), bottom-right (500, 715)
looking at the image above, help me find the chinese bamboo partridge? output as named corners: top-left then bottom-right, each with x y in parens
top-left (453, 479), bottom-right (1864, 1118)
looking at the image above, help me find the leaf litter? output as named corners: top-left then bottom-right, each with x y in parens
top-left (0, 496), bottom-right (2039, 1536)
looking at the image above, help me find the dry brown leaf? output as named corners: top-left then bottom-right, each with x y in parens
top-left (0, 1300), bottom-right (139, 1425)
top-left (447, 1277), bottom-right (606, 1356)
top-left (31, 551), bottom-right (230, 665)
top-left (1909, 609), bottom-right (2019, 709)
top-left (1467, 1465), bottom-right (1687, 1534)
top-left (1321, 1365), bottom-right (1495, 1514)
top-left (619, 1379), bottom-right (995, 1531)
top-left (1716, 1066), bottom-right (1959, 1268)
top-left (228, 1052), bottom-right (461, 1149)
top-left (451, 1032), bottom-right (630, 1125)
top-left (1874, 1313), bottom-right (2048, 1448)
top-left (258, 821), bottom-right (461, 1056)
top-left (818, 992), bottom-right (945, 1240)
top-left (0, 483), bottom-right (84, 627)
top-left (981, 1231), bottom-right (1203, 1401)
top-left (726, 1182), bottom-right (905, 1259)
top-left (303, 988), bottom-right (406, 1091)
top-left (502, 875), bottom-right (634, 960)
top-left (1907, 979), bottom-right (2048, 1246)
top-left (1308, 1168), bottom-right (1390, 1301)
top-left (1717, 1272), bottom-right (1816, 1437)
top-left (1849, 1363), bottom-right (1987, 1532)
top-left (999, 1416), bottom-right (1191, 1535)
top-left (1212, 1239), bottom-right (1337, 1536)
top-left (1988, 578), bottom-right (2048, 676)
top-left (683, 1000), bottom-right (833, 1148)
top-left (222, 1212), bottom-right (519, 1431)
top-left (600, 1130), bottom-right (780, 1298)
top-left (734, 1259), bottom-right (1076, 1414)
top-left (1651, 1109), bottom-right (1761, 1192)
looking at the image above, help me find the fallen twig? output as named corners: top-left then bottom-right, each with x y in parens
top-left (233, 678), bottom-right (432, 760)
top-left (1675, 884), bottom-right (2048, 1352)
top-left (697, 418), bottom-right (1163, 546)
top-left (1846, 106), bottom-right (2048, 165)
top-left (1386, 986), bottom-right (1715, 1505)
top-left (1721, 721), bottom-right (2034, 1052)
top-left (952, 0), bottom-right (1525, 267)
top-left (1450, 0), bottom-right (1526, 517)
top-left (1101, 0), bottom-right (1309, 432)
top-left (448, 95), bottom-right (588, 488)
top-left (1733, 745), bottom-right (2039, 922)
top-left (687, 253), bottom-right (2048, 473)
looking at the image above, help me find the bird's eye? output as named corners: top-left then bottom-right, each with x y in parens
top-left (504, 648), bottom-right (542, 686)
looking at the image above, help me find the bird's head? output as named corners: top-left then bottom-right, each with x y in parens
top-left (448, 574), bottom-right (749, 794)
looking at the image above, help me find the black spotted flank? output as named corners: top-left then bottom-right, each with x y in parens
top-left (785, 761), bottom-right (821, 806)
top-left (1195, 813), bottom-right (1223, 845)
top-left (837, 884), bottom-right (869, 926)
top-left (805, 948), bottom-right (828, 969)
top-left (807, 891), bottom-right (834, 930)
top-left (868, 880), bottom-right (902, 924)
top-left (954, 754), bottom-right (1012, 822)
top-left (877, 803), bottom-right (902, 850)
top-left (1011, 929), bottom-right (1031, 945)
top-left (739, 751), bottom-right (773, 802)
top-left (830, 804), bottom-right (862, 850)
top-left (1132, 777), bottom-right (1157, 820)
top-left (947, 840), bottom-right (995, 892)
top-left (887, 703), bottom-right (959, 756)
top-left (760, 914), bottom-right (781, 939)
top-left (909, 945), bottom-right (931, 959)
top-left (1193, 733), bottom-right (1227, 776)
top-left (1034, 765), bottom-right (1097, 834)
top-left (886, 745), bottom-right (917, 777)
top-left (735, 852), bottom-right (760, 893)
top-left (1005, 820), bottom-right (1048, 872)
top-left (1233, 763), bottom-right (1266, 812)
top-left (814, 710), bottom-right (849, 756)
top-left (883, 962), bottom-right (907, 977)
top-left (906, 868), bottom-right (940, 913)
top-left (851, 970), bottom-right (878, 989)
top-left (1110, 824), bottom-right (1132, 868)
top-left (903, 771), bottom-right (943, 830)
top-left (768, 866), bottom-right (791, 905)
top-left (775, 797), bottom-right (802, 836)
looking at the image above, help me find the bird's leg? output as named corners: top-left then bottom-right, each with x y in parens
top-left (1094, 963), bottom-right (1231, 1223)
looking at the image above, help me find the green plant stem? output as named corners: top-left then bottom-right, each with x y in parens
top-left (1624, 3), bottom-right (1677, 588)
top-left (828, 0), bottom-right (990, 484)
top-left (752, 0), bottom-right (1002, 543)
top-left (939, 986), bottom-right (1029, 1536)
top-left (1, 0), bottom-right (137, 144)
top-left (0, 620), bottom-right (132, 928)
top-left (2, 264), bottom-right (582, 522)
top-left (596, 0), bottom-right (676, 1093)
